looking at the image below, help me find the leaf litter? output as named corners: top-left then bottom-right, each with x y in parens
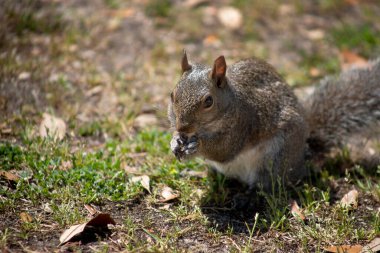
top-left (19, 212), bottom-right (33, 223)
top-left (324, 244), bottom-right (363, 253)
top-left (131, 175), bottom-right (151, 193)
top-left (59, 213), bottom-right (116, 246)
top-left (289, 199), bottom-right (306, 221)
top-left (340, 189), bottom-right (359, 209)
top-left (0, 170), bottom-right (20, 182)
top-left (39, 113), bottom-right (67, 141)
top-left (159, 186), bottom-right (180, 202)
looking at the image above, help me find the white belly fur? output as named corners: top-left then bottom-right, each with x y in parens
top-left (207, 135), bottom-right (283, 186)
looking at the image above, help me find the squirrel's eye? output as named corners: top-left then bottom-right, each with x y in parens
top-left (204, 95), bottom-right (213, 109)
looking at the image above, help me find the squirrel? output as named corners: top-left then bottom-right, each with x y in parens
top-left (168, 51), bottom-right (380, 189)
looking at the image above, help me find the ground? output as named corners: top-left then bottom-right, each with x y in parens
top-left (0, 0), bottom-right (380, 252)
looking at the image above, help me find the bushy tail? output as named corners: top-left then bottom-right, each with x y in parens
top-left (304, 58), bottom-right (380, 153)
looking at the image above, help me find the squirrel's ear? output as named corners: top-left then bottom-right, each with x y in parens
top-left (212, 55), bottom-right (227, 88)
top-left (181, 50), bottom-right (192, 73)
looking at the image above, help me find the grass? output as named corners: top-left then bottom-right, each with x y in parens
top-left (145, 0), bottom-right (173, 18)
top-left (330, 23), bottom-right (380, 57)
top-left (1, 121), bottom-right (380, 252)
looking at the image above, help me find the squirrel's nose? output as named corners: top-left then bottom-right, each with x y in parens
top-left (176, 121), bottom-right (194, 134)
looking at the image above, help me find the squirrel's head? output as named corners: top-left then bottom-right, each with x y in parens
top-left (168, 51), bottom-right (232, 141)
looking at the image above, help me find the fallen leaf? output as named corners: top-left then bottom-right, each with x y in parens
top-left (59, 213), bottom-right (116, 246)
top-left (305, 29), bottom-right (325, 40)
top-left (203, 35), bottom-right (221, 46)
top-left (183, 0), bottom-right (209, 8)
top-left (361, 237), bottom-right (380, 253)
top-left (84, 204), bottom-right (98, 216)
top-left (123, 164), bottom-right (141, 175)
top-left (109, 8), bottom-right (135, 18)
top-left (18, 72), bottom-right (31, 80)
top-left (39, 113), bottom-right (66, 140)
top-left (158, 204), bottom-right (172, 210)
top-left (59, 160), bottom-right (72, 171)
top-left (217, 6), bottom-right (243, 30)
top-left (279, 4), bottom-right (295, 15)
top-left (59, 224), bottom-right (86, 246)
top-left (180, 213), bottom-right (198, 221)
top-left (133, 114), bottom-right (158, 129)
top-left (1, 128), bottom-right (12, 134)
top-left (344, 0), bottom-right (360, 5)
top-left (309, 67), bottom-right (321, 77)
top-left (340, 189), bottom-right (359, 209)
top-left (180, 168), bottom-right (207, 178)
top-left (160, 186), bottom-right (180, 202)
top-left (85, 86), bottom-right (103, 97)
top-left (0, 170), bottom-right (19, 182)
top-left (131, 175), bottom-right (150, 193)
top-left (324, 245), bottom-right (362, 253)
top-left (289, 200), bottom-right (306, 221)
top-left (86, 213), bottom-right (115, 227)
top-left (340, 50), bottom-right (369, 71)
top-left (20, 212), bottom-right (33, 223)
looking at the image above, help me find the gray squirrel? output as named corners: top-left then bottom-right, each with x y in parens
top-left (168, 51), bottom-right (380, 189)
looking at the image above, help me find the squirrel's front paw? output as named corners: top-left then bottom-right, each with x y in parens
top-left (170, 134), bottom-right (198, 160)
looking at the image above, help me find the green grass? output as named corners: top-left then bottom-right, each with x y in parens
top-left (3, 1), bottom-right (64, 36)
top-left (330, 23), bottom-right (380, 57)
top-left (1, 124), bottom-right (379, 251)
top-left (145, 0), bottom-right (173, 18)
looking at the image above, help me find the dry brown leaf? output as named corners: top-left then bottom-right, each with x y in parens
top-left (85, 86), bottom-right (103, 97)
top-left (340, 50), bottom-right (369, 71)
top-left (344, 0), bottom-right (360, 5)
top-left (59, 160), bottom-right (72, 171)
top-left (324, 245), bottom-right (363, 253)
top-left (306, 29), bottom-right (325, 40)
top-left (131, 175), bottom-right (150, 193)
top-left (59, 223), bottom-right (87, 246)
top-left (20, 212), bottom-right (33, 223)
top-left (133, 114), bottom-right (158, 129)
top-left (183, 0), bottom-right (209, 8)
top-left (59, 213), bottom-right (116, 246)
top-left (158, 204), bottom-right (172, 210)
top-left (217, 6), bottom-right (243, 30)
top-left (160, 186), bottom-right (180, 202)
top-left (180, 169), bottom-right (207, 178)
top-left (1, 128), bottom-right (12, 134)
top-left (361, 237), bottom-right (380, 253)
top-left (109, 8), bottom-right (135, 18)
top-left (39, 113), bottom-right (66, 140)
top-left (18, 72), bottom-right (31, 80)
top-left (84, 204), bottom-right (98, 216)
top-left (203, 35), bottom-right (221, 46)
top-left (0, 170), bottom-right (19, 182)
top-left (289, 200), bottom-right (306, 221)
top-left (180, 213), bottom-right (198, 221)
top-left (123, 164), bottom-right (141, 175)
top-left (309, 67), bottom-right (321, 77)
top-left (340, 189), bottom-right (359, 209)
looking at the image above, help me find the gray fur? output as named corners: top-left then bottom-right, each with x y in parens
top-left (168, 55), bottom-right (380, 188)
top-left (305, 58), bottom-right (380, 151)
